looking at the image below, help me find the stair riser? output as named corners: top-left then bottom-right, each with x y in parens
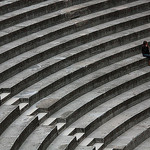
top-left (10, 117), bottom-right (39, 150)
top-left (85, 88), bottom-right (150, 136)
top-left (0, 0), bottom-right (52, 15)
top-left (0, 106), bottom-right (20, 136)
top-left (1, 17), bottom-right (150, 85)
top-left (0, 0), bottom-right (139, 47)
top-left (102, 107), bottom-right (150, 149)
top-left (0, 0), bottom-right (140, 31)
top-left (39, 58), bottom-right (146, 115)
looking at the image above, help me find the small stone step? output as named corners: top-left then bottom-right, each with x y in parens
top-left (42, 117), bottom-right (57, 126)
top-left (19, 103), bottom-right (29, 112)
top-left (75, 146), bottom-right (96, 150)
top-left (56, 123), bottom-right (66, 132)
top-left (0, 92), bottom-right (10, 102)
top-left (37, 112), bottom-right (47, 122)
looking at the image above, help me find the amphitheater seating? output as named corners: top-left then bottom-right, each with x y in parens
top-left (0, 0), bottom-right (150, 150)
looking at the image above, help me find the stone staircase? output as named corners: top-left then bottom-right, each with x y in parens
top-left (0, 0), bottom-right (150, 150)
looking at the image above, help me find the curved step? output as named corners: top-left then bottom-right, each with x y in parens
top-left (48, 80), bottom-right (150, 137)
top-left (0, 115), bottom-right (38, 150)
top-left (19, 125), bottom-right (58, 150)
top-left (104, 117), bottom-right (150, 150)
top-left (0, 0), bottom-right (120, 31)
top-left (79, 99), bottom-right (150, 149)
top-left (1, 34), bottom-right (147, 102)
top-left (40, 65), bottom-right (150, 128)
top-left (134, 137), bottom-right (150, 150)
top-left (46, 135), bottom-right (77, 150)
top-left (75, 146), bottom-right (95, 150)
top-left (0, 0), bottom-right (51, 15)
top-left (0, 0), bottom-right (149, 64)
top-left (3, 50), bottom-right (146, 106)
top-left (1, 21), bottom-right (150, 102)
top-left (1, 9), bottom-right (150, 86)
top-left (0, 105), bottom-right (20, 135)
top-left (37, 55), bottom-right (146, 113)
top-left (0, 0), bottom-right (96, 31)
top-left (0, 0), bottom-right (138, 46)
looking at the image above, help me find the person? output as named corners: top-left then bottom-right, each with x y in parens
top-left (142, 41), bottom-right (150, 66)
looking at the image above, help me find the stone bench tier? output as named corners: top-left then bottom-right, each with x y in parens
top-left (0, 0), bottom-right (99, 31)
top-left (0, 0), bottom-right (149, 64)
top-left (134, 137), bottom-right (150, 150)
top-left (37, 55), bottom-right (146, 115)
top-left (0, 0), bottom-right (138, 46)
top-left (80, 99), bottom-right (150, 149)
top-left (104, 117), bottom-right (150, 150)
top-left (19, 125), bottom-right (58, 150)
top-left (46, 135), bottom-right (77, 150)
top-left (0, 115), bottom-right (38, 150)
top-left (1, 9), bottom-right (150, 86)
top-left (0, 0), bottom-right (53, 15)
top-left (1, 21), bottom-right (150, 103)
top-left (65, 81), bottom-right (150, 145)
top-left (0, 105), bottom-right (20, 136)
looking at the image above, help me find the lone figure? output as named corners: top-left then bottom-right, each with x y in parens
top-left (142, 41), bottom-right (150, 66)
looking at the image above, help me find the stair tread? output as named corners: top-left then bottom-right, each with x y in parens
top-left (105, 117), bottom-right (150, 149)
top-left (19, 125), bottom-right (57, 150)
top-left (46, 135), bottom-right (76, 150)
top-left (0, 0), bottom-right (148, 56)
top-left (0, 115), bottom-right (38, 150)
top-left (36, 55), bottom-right (146, 111)
top-left (86, 99), bottom-right (150, 139)
top-left (66, 81), bottom-right (150, 129)
top-left (1, 9), bottom-right (150, 86)
top-left (134, 137), bottom-right (150, 150)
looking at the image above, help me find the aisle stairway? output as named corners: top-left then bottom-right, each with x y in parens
top-left (0, 0), bottom-right (150, 150)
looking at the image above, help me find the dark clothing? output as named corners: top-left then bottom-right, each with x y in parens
top-left (142, 45), bottom-right (149, 55)
top-left (142, 45), bottom-right (150, 59)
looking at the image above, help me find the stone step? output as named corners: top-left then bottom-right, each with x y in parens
top-left (57, 80), bottom-right (150, 136)
top-left (104, 117), bottom-right (150, 150)
top-left (19, 125), bottom-right (57, 150)
top-left (0, 105), bottom-right (20, 135)
top-left (0, 0), bottom-right (120, 31)
top-left (43, 65), bottom-right (150, 125)
top-left (0, 34), bottom-right (146, 103)
top-left (134, 137), bottom-right (150, 150)
top-left (0, 0), bottom-right (148, 65)
top-left (46, 135), bottom-right (77, 150)
top-left (37, 56), bottom-right (146, 112)
top-left (0, 92), bottom-right (10, 101)
top-left (75, 146), bottom-right (95, 150)
top-left (0, 0), bottom-right (51, 15)
top-left (9, 52), bottom-right (146, 107)
top-left (1, 10), bottom-right (150, 88)
top-left (0, 0), bottom-right (96, 31)
top-left (18, 103), bottom-right (29, 112)
top-left (0, 0), bottom-right (139, 47)
top-left (0, 115), bottom-right (38, 150)
top-left (81, 99), bottom-right (150, 149)
top-left (1, 21), bottom-right (150, 103)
